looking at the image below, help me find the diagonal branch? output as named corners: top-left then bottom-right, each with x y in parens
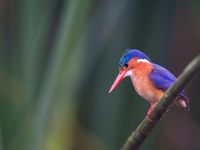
top-left (121, 53), bottom-right (200, 150)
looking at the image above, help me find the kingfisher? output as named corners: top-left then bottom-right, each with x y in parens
top-left (109, 49), bottom-right (189, 120)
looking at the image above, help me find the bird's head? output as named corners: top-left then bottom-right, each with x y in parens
top-left (109, 49), bottom-right (151, 93)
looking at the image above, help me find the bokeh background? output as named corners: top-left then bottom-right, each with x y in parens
top-left (0, 0), bottom-right (200, 150)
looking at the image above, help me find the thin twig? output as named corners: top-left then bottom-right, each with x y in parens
top-left (121, 53), bottom-right (200, 150)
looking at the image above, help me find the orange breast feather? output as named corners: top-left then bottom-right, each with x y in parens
top-left (131, 63), bottom-right (164, 104)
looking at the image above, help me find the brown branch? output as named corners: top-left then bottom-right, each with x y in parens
top-left (121, 53), bottom-right (200, 150)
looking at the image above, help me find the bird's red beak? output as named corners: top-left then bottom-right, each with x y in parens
top-left (109, 70), bottom-right (127, 93)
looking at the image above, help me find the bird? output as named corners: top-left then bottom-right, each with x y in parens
top-left (109, 49), bottom-right (189, 121)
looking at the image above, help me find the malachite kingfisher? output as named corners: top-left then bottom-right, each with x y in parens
top-left (109, 49), bottom-right (189, 120)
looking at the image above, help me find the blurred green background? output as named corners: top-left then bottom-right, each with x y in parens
top-left (0, 0), bottom-right (200, 150)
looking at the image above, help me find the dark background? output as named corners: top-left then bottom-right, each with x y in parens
top-left (0, 0), bottom-right (200, 150)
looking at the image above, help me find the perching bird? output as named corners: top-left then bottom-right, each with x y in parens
top-left (109, 49), bottom-right (189, 120)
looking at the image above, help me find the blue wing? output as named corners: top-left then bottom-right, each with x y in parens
top-left (149, 64), bottom-right (176, 91)
top-left (149, 64), bottom-right (189, 103)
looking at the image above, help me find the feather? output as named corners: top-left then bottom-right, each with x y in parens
top-left (119, 49), bottom-right (151, 67)
top-left (149, 64), bottom-right (189, 104)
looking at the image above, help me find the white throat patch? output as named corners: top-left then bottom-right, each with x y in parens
top-left (125, 70), bottom-right (132, 77)
top-left (137, 59), bottom-right (150, 64)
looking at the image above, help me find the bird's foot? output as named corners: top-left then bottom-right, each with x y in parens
top-left (147, 102), bottom-right (158, 122)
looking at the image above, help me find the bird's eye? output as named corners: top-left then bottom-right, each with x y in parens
top-left (124, 63), bottom-right (128, 68)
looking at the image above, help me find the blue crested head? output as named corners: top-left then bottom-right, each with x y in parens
top-left (119, 49), bottom-right (151, 67)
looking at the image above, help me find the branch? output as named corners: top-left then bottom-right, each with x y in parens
top-left (121, 54), bottom-right (200, 150)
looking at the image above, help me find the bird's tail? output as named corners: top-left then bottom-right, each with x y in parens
top-left (175, 98), bottom-right (190, 111)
